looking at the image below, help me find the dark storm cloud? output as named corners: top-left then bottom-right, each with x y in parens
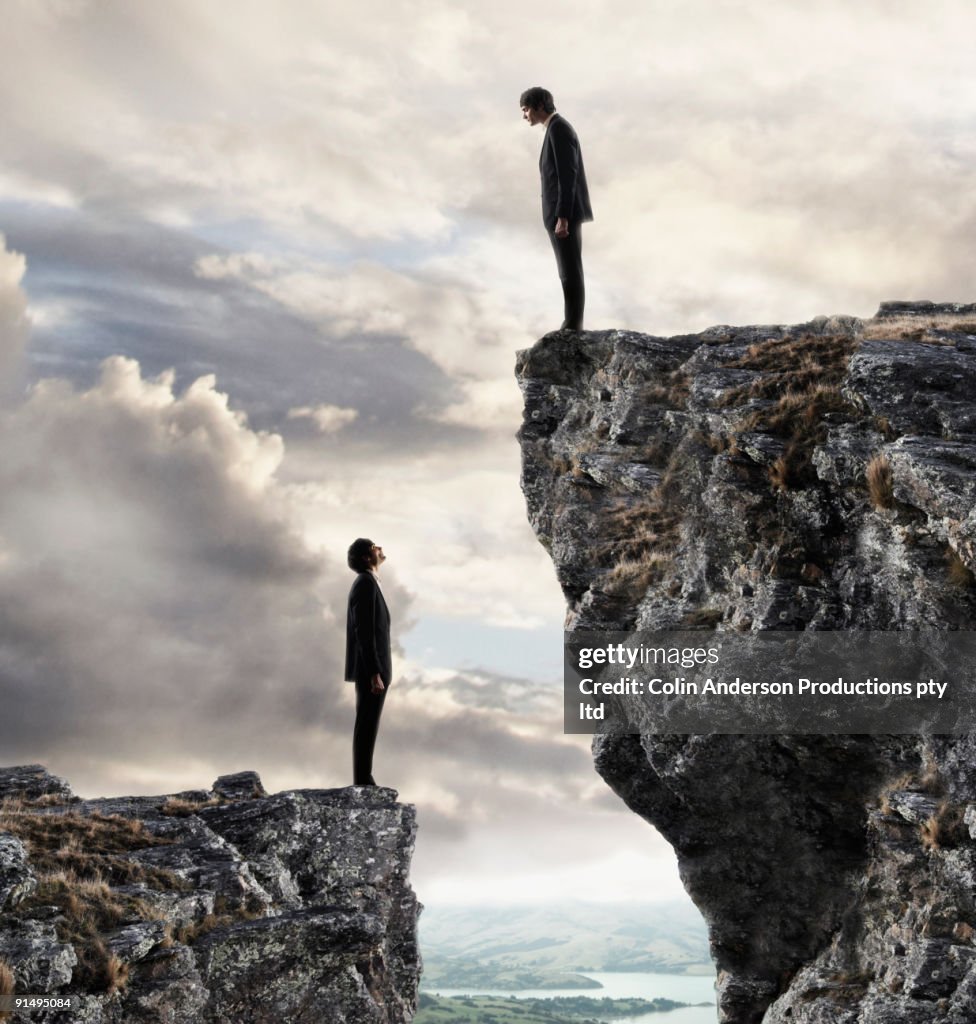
top-left (0, 355), bottom-right (350, 767)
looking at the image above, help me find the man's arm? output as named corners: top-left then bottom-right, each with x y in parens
top-left (349, 576), bottom-right (385, 692)
top-left (549, 120), bottom-right (580, 234)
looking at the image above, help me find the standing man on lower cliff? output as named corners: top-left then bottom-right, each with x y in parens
top-left (344, 538), bottom-right (392, 787)
top-left (521, 86), bottom-right (593, 331)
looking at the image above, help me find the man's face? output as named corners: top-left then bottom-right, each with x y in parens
top-left (369, 543), bottom-right (386, 569)
top-left (522, 105), bottom-right (547, 127)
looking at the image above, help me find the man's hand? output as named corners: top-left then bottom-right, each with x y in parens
top-left (371, 673), bottom-right (386, 694)
top-left (555, 216), bottom-right (569, 239)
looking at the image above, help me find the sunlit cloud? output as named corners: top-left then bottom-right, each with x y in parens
top-left (287, 402), bottom-right (358, 433)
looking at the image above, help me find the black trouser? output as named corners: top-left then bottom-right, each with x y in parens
top-left (353, 677), bottom-right (388, 785)
top-left (547, 220), bottom-right (584, 330)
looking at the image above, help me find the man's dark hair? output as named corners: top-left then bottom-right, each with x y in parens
top-left (519, 87), bottom-right (555, 114)
top-left (348, 538), bottom-right (374, 573)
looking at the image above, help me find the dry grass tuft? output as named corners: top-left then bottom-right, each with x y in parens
top-left (918, 750), bottom-right (944, 794)
top-left (921, 800), bottom-right (967, 851)
top-left (953, 921), bottom-right (975, 943)
top-left (767, 456), bottom-right (791, 492)
top-left (689, 430), bottom-right (731, 456)
top-left (161, 796), bottom-right (222, 818)
top-left (866, 454), bottom-right (894, 509)
top-left (603, 552), bottom-right (673, 597)
top-left (594, 442), bottom-right (690, 603)
top-left (0, 960), bottom-right (14, 1023)
top-left (174, 913), bottom-right (223, 945)
top-left (642, 437), bottom-right (678, 466)
top-left (1, 805), bottom-right (187, 992)
top-left (873, 416), bottom-right (896, 440)
top-left (24, 871), bottom-right (137, 990)
top-left (733, 384), bottom-right (855, 490)
top-left (681, 609), bottom-right (724, 629)
top-left (639, 371), bottom-right (691, 410)
top-left (735, 385), bottom-right (852, 437)
top-left (946, 548), bottom-right (976, 589)
top-left (715, 333), bottom-right (867, 490)
top-left (722, 332), bottom-right (859, 403)
top-left (861, 314), bottom-right (976, 345)
top-left (0, 807), bottom-right (181, 892)
top-left (22, 867), bottom-right (169, 990)
top-left (103, 954), bottom-right (129, 995)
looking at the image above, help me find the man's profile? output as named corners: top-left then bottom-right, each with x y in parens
top-left (344, 538), bottom-right (392, 787)
top-left (520, 86), bottom-right (593, 331)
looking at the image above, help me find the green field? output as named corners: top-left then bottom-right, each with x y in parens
top-left (415, 993), bottom-right (701, 1024)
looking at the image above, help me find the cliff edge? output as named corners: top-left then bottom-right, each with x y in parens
top-left (516, 302), bottom-right (976, 1023)
top-left (0, 765), bottom-right (421, 1023)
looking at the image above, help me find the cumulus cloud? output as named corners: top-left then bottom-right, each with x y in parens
top-left (0, 347), bottom-right (563, 775)
top-left (0, 302), bottom-right (671, 901)
top-left (0, 347), bottom-right (675, 898)
top-left (287, 403), bottom-right (358, 433)
top-left (193, 251), bottom-right (534, 434)
top-left (0, 356), bottom-right (357, 779)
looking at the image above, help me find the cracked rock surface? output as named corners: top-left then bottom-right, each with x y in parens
top-left (0, 766), bottom-right (420, 1023)
top-left (516, 302), bottom-right (976, 1023)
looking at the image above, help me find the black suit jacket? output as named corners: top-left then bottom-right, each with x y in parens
top-left (539, 114), bottom-right (593, 231)
top-left (344, 572), bottom-right (392, 685)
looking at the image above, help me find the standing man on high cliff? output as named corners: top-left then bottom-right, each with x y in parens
top-left (521, 86), bottom-right (593, 331)
top-left (344, 538), bottom-right (392, 787)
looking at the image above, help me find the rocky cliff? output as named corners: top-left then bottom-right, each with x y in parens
top-left (517, 302), bottom-right (976, 1024)
top-left (0, 765), bottom-right (420, 1023)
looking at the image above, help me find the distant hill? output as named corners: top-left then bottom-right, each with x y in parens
top-left (415, 993), bottom-right (705, 1023)
top-left (419, 901), bottom-right (712, 981)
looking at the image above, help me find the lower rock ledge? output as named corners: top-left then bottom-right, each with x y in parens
top-left (0, 765), bottom-right (421, 1024)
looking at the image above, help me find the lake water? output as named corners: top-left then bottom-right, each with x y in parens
top-left (427, 970), bottom-right (719, 1024)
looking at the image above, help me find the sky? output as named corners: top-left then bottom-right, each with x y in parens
top-left (2, 0), bottom-right (976, 910)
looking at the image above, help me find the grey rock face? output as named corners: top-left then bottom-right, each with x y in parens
top-left (0, 919), bottom-right (77, 992)
top-left (0, 834), bottom-right (36, 910)
top-left (0, 769), bottom-right (420, 1024)
top-left (125, 811), bottom-right (274, 917)
top-left (0, 766), bottom-right (74, 803)
top-left (211, 771), bottom-right (267, 801)
top-left (516, 304), bottom-right (976, 1023)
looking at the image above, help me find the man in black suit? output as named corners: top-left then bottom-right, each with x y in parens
top-left (520, 86), bottom-right (593, 331)
top-left (344, 538), bottom-right (392, 786)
